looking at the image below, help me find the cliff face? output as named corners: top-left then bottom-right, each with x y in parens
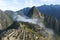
top-left (0, 10), bottom-right (13, 31)
top-left (27, 6), bottom-right (40, 18)
top-left (44, 15), bottom-right (60, 34)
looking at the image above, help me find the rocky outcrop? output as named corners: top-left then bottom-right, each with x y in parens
top-left (27, 6), bottom-right (41, 18)
top-left (0, 10), bottom-right (13, 30)
top-left (44, 15), bottom-right (60, 34)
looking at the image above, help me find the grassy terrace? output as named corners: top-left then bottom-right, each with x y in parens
top-left (23, 24), bottom-right (48, 40)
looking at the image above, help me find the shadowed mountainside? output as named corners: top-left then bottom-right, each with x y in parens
top-left (0, 10), bottom-right (13, 31)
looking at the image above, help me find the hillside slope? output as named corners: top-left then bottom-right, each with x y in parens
top-left (0, 10), bottom-right (13, 31)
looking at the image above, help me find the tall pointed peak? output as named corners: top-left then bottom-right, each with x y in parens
top-left (27, 6), bottom-right (40, 18)
top-left (31, 6), bottom-right (36, 9)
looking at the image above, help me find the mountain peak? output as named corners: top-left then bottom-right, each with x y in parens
top-left (31, 6), bottom-right (36, 9)
top-left (27, 6), bottom-right (40, 18)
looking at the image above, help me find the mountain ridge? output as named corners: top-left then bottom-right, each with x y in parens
top-left (16, 5), bottom-right (60, 21)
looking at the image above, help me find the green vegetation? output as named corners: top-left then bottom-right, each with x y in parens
top-left (0, 10), bottom-right (13, 30)
top-left (27, 6), bottom-right (40, 18)
top-left (22, 24), bottom-right (48, 40)
top-left (44, 22), bottom-right (49, 27)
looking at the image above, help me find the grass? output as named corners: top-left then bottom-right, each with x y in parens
top-left (19, 23), bottom-right (51, 40)
top-left (23, 24), bottom-right (47, 39)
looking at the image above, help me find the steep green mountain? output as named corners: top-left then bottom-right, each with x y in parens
top-left (27, 6), bottom-right (40, 18)
top-left (26, 6), bottom-right (60, 40)
top-left (0, 10), bottom-right (13, 30)
top-left (27, 6), bottom-right (60, 34)
top-left (17, 5), bottom-right (60, 21)
top-left (44, 15), bottom-right (60, 34)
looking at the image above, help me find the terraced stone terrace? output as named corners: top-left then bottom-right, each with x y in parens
top-left (0, 22), bottom-right (55, 40)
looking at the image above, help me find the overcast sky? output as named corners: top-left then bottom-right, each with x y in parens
top-left (0, 0), bottom-right (60, 11)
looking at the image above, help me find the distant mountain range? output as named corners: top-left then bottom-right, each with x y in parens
top-left (4, 5), bottom-right (60, 21)
top-left (16, 5), bottom-right (60, 34)
top-left (16, 5), bottom-right (60, 21)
